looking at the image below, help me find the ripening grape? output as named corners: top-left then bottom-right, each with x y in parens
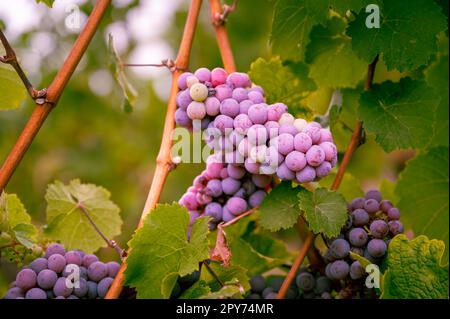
top-left (248, 103), bottom-right (268, 124)
top-left (226, 197), bottom-right (248, 216)
top-left (97, 277), bottom-right (114, 298)
top-left (296, 166), bottom-right (316, 183)
top-left (329, 239), bottom-right (350, 259)
top-left (365, 189), bottom-right (382, 202)
top-left (53, 277), bottom-right (73, 297)
top-left (388, 220), bottom-right (404, 236)
top-left (285, 151), bottom-right (307, 172)
top-left (367, 239), bottom-right (387, 258)
top-left (351, 208), bottom-right (369, 226)
top-left (37, 269), bottom-right (58, 290)
top-left (364, 199), bottom-right (379, 214)
top-left (370, 220), bottom-right (389, 238)
top-left (329, 260), bottom-right (349, 280)
top-left (306, 145), bottom-right (325, 167)
top-left (194, 67), bottom-right (211, 83)
top-left (25, 288), bottom-right (47, 299)
top-left (65, 251), bottom-right (82, 266)
top-left (82, 254), bottom-right (99, 268)
top-left (187, 101), bottom-right (206, 120)
top-left (348, 228), bottom-right (369, 247)
top-left (87, 261), bottom-right (108, 282)
top-left (249, 190), bottom-right (266, 208)
top-left (15, 269), bottom-right (37, 291)
top-left (29, 257), bottom-right (48, 274)
top-left (388, 207), bottom-right (400, 220)
top-left (44, 243), bottom-right (66, 258)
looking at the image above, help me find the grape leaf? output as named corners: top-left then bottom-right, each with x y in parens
top-left (329, 0), bottom-right (381, 16)
top-left (179, 280), bottom-right (211, 299)
top-left (348, 0), bottom-right (447, 71)
top-left (319, 172), bottom-right (364, 202)
top-left (395, 147), bottom-right (449, 261)
top-left (258, 181), bottom-right (302, 232)
top-left (44, 179), bottom-right (122, 253)
top-left (199, 284), bottom-right (243, 299)
top-left (298, 187), bottom-right (348, 237)
top-left (381, 235), bottom-right (449, 299)
top-left (124, 203), bottom-right (210, 299)
top-left (425, 54), bottom-right (449, 147)
top-left (306, 17), bottom-right (367, 88)
top-left (108, 34), bottom-right (138, 113)
top-left (359, 78), bottom-right (439, 152)
top-left (270, 0), bottom-right (329, 62)
top-left (347, 136), bottom-right (385, 180)
top-left (379, 178), bottom-right (399, 206)
top-left (0, 65), bottom-right (27, 110)
top-left (248, 57), bottom-right (315, 114)
top-left (36, 0), bottom-right (54, 7)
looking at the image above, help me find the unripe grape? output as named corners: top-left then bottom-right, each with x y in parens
top-left (186, 75), bottom-right (199, 88)
top-left (278, 113), bottom-right (295, 125)
top-left (293, 118), bottom-right (308, 132)
top-left (186, 101), bottom-right (206, 120)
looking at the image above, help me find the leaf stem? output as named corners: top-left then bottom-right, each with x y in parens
top-left (105, 0), bottom-right (203, 299)
top-left (0, 0), bottom-right (112, 192)
top-left (203, 261), bottom-right (225, 287)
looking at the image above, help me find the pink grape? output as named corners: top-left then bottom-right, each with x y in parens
top-left (222, 177), bottom-right (241, 195)
top-left (179, 193), bottom-right (198, 211)
top-left (275, 133), bottom-right (294, 155)
top-left (294, 133), bottom-right (312, 153)
top-left (205, 97), bottom-right (221, 116)
top-left (276, 163), bottom-right (295, 180)
top-left (233, 114), bottom-right (253, 134)
top-left (220, 98), bottom-right (240, 118)
top-left (239, 99), bottom-right (253, 114)
top-left (249, 190), bottom-right (266, 208)
top-left (232, 88), bottom-right (248, 102)
top-left (264, 121), bottom-right (280, 139)
top-left (247, 124), bottom-right (268, 146)
top-left (226, 197), bottom-right (248, 216)
top-left (244, 158), bottom-right (261, 174)
top-left (227, 164), bottom-right (246, 179)
top-left (248, 91), bottom-right (264, 103)
top-left (252, 174), bottom-right (271, 188)
top-left (186, 101), bottom-right (206, 120)
top-left (194, 67), bottom-right (211, 82)
top-left (205, 162), bottom-right (223, 179)
top-left (228, 130), bottom-right (245, 146)
top-left (278, 124), bottom-right (298, 136)
top-left (214, 115), bottom-right (234, 134)
top-left (316, 161), bottom-right (332, 178)
top-left (267, 103), bottom-right (288, 121)
top-left (320, 142), bottom-right (337, 162)
top-left (176, 89), bottom-right (192, 110)
top-left (215, 84), bottom-right (232, 101)
top-left (285, 151), bottom-right (307, 172)
top-left (205, 179), bottom-right (223, 197)
top-left (306, 145), bottom-right (325, 167)
top-left (238, 138), bottom-right (250, 156)
top-left (319, 128), bottom-right (333, 143)
top-left (303, 123), bottom-right (322, 144)
top-left (178, 72), bottom-right (194, 90)
top-left (296, 166), bottom-right (316, 183)
top-left (265, 146), bottom-right (284, 167)
top-left (249, 85), bottom-right (264, 96)
top-left (248, 104), bottom-right (268, 124)
top-left (175, 108), bottom-right (191, 127)
top-left (227, 72), bottom-right (250, 88)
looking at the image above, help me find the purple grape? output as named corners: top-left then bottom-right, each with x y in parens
top-left (365, 189), bottom-right (382, 202)
top-left (303, 123), bottom-right (321, 144)
top-left (86, 281), bottom-right (98, 299)
top-left (350, 247), bottom-right (364, 257)
top-left (367, 239), bottom-right (387, 258)
top-left (249, 190), bottom-right (267, 208)
top-left (349, 261), bottom-right (365, 280)
top-left (226, 197), bottom-right (248, 216)
top-left (205, 179), bottom-right (223, 197)
top-left (249, 275), bottom-right (266, 293)
top-left (296, 272), bottom-right (315, 292)
top-left (251, 174), bottom-right (271, 188)
top-left (370, 220), bottom-right (389, 238)
top-left (82, 254), bottom-right (99, 268)
top-left (211, 68), bottom-right (227, 87)
top-left (29, 258), bottom-right (48, 274)
top-left (73, 277), bottom-right (88, 298)
top-left (227, 164), bottom-right (246, 179)
top-left (247, 124), bottom-right (268, 146)
top-left (388, 207), bottom-right (400, 220)
top-left (316, 161), bottom-right (332, 178)
top-left (205, 162), bottom-right (223, 179)
top-left (328, 260), bottom-right (349, 280)
top-left (351, 208), bottom-right (370, 226)
top-left (65, 251), bottom-right (82, 266)
top-left (194, 67), bottom-right (211, 82)
top-left (329, 238), bottom-right (350, 259)
top-left (296, 166), bottom-right (316, 183)
top-left (319, 142), bottom-right (337, 162)
top-left (306, 145), bottom-right (325, 167)
top-left (220, 167), bottom-right (229, 179)
top-left (275, 133), bottom-right (294, 155)
top-left (176, 89), bottom-right (192, 110)
top-left (179, 193), bottom-right (198, 211)
top-left (105, 262), bottom-right (120, 278)
top-left (248, 91), bottom-right (264, 103)
top-left (221, 177), bottom-right (241, 195)
top-left (222, 206), bottom-right (235, 222)
top-left (276, 163), bottom-right (296, 180)
top-left (248, 103), bottom-right (268, 124)
top-left (239, 99), bottom-right (253, 114)
top-left (232, 88), bottom-right (248, 102)
top-left (348, 228), bottom-right (368, 247)
top-left (242, 179), bottom-right (257, 195)
top-left (196, 192), bottom-right (212, 205)
top-left (5, 287), bottom-right (24, 299)
top-left (267, 103), bottom-right (287, 121)
top-left (44, 243), bottom-right (66, 258)
top-left (343, 215), bottom-right (353, 231)
top-left (25, 288), bottom-right (47, 299)
top-left (204, 202), bottom-right (223, 222)
top-left (294, 133), bottom-right (312, 153)
top-left (220, 98), bottom-right (240, 118)
top-left (186, 101), bottom-right (206, 120)
top-left (214, 114), bottom-right (234, 134)
top-left (380, 200), bottom-right (394, 213)
top-left (97, 277), bottom-right (114, 298)
top-left (214, 84), bottom-right (232, 101)
top-left (278, 124), bottom-right (298, 136)
top-left (48, 254), bottom-right (66, 273)
top-left (364, 199), bottom-right (379, 213)
top-left (53, 277), bottom-right (73, 297)
top-left (388, 220), bottom-right (404, 236)
top-left (318, 128), bottom-right (333, 143)
top-left (80, 266), bottom-right (88, 280)
top-left (350, 197), bottom-right (365, 210)
top-left (285, 151), bottom-right (307, 172)
top-left (233, 114), bottom-right (253, 134)
top-left (175, 108), bottom-right (191, 127)
top-left (204, 96), bottom-right (221, 116)
top-left (178, 72), bottom-right (194, 90)
top-left (37, 269), bottom-right (58, 290)
top-left (87, 262), bottom-right (108, 282)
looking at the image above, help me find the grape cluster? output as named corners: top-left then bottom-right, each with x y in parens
top-left (323, 190), bottom-right (404, 284)
top-left (176, 67), bottom-right (338, 225)
top-left (3, 243), bottom-right (121, 299)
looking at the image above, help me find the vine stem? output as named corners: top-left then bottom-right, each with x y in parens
top-left (277, 56), bottom-right (379, 299)
top-left (209, 0), bottom-right (236, 73)
top-left (0, 0), bottom-right (112, 192)
top-left (105, 0), bottom-right (203, 299)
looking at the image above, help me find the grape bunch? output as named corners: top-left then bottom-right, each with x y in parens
top-left (3, 243), bottom-right (121, 299)
top-left (323, 190), bottom-right (404, 289)
top-left (245, 265), bottom-right (333, 299)
top-left (175, 67), bottom-right (338, 225)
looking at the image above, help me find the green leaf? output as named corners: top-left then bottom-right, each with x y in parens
top-left (108, 34), bottom-right (138, 112)
top-left (258, 181), bottom-right (302, 232)
top-left (248, 57), bottom-right (315, 114)
top-left (36, 0), bottom-right (54, 7)
top-left (359, 78), bottom-right (439, 152)
top-left (306, 17), bottom-right (367, 88)
top-left (0, 65), bottom-right (27, 110)
top-left (329, 0), bottom-right (381, 16)
top-left (12, 224), bottom-right (37, 248)
top-left (349, 251), bottom-right (372, 269)
top-left (347, 136), bottom-right (385, 180)
top-left (395, 147), bottom-right (449, 261)
top-left (179, 280), bottom-right (211, 299)
top-left (124, 203), bottom-right (210, 299)
top-left (379, 178), bottom-right (399, 206)
top-left (425, 54), bottom-right (449, 147)
top-left (199, 284), bottom-right (243, 299)
top-left (298, 187), bottom-right (348, 237)
top-left (270, 0), bottom-right (329, 62)
top-left (348, 0), bottom-right (447, 71)
top-left (319, 172), bottom-right (364, 201)
top-left (381, 235), bottom-right (449, 299)
top-left (44, 179), bottom-right (122, 253)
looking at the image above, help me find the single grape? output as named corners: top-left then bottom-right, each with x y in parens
top-left (247, 103), bottom-right (268, 124)
top-left (106, 261), bottom-right (120, 278)
top-left (204, 96), bottom-right (221, 116)
top-left (239, 100), bottom-right (253, 114)
top-left (214, 114), bottom-right (234, 134)
top-left (204, 202), bottom-right (223, 222)
top-left (222, 206), bottom-right (235, 222)
top-left (249, 190), bottom-right (266, 208)
top-left (97, 277), bottom-right (114, 298)
top-left (350, 197), bottom-right (365, 210)
top-left (29, 258), bottom-right (48, 274)
top-left (176, 89), bottom-right (192, 110)
top-left (370, 220), bottom-right (389, 238)
top-left (276, 163), bottom-right (295, 180)
top-left (65, 251), bottom-right (82, 266)
top-left (232, 88), bottom-right (248, 102)
top-left (186, 101), bottom-right (206, 120)
top-left (25, 288), bottom-right (47, 299)
top-left (87, 261), bottom-right (108, 282)
top-left (214, 84), bottom-right (232, 101)
top-left (249, 145), bottom-right (268, 164)
top-left (318, 128), bottom-right (333, 143)
top-left (315, 161), bottom-right (332, 178)
top-left (4, 287), bottom-right (24, 299)
top-left (351, 208), bottom-right (370, 226)
top-left (73, 277), bottom-right (88, 298)
top-left (264, 121), bottom-right (280, 139)
top-left (175, 108), bottom-right (191, 127)
top-left (285, 151), bottom-right (307, 172)
top-left (267, 103), bottom-right (287, 121)
top-left (86, 281), bottom-right (98, 299)
top-left (364, 199), bottom-right (379, 213)
top-left (15, 268), bottom-right (37, 292)
top-left (388, 220), bottom-right (404, 236)
top-left (220, 98), bottom-right (240, 118)
top-left (248, 91), bottom-right (264, 104)
top-left (44, 243), bottom-right (66, 258)
top-left (221, 177), bottom-right (241, 195)
top-left (205, 161), bottom-right (223, 179)
top-left (365, 189), bottom-right (382, 202)
top-left (244, 158), bottom-right (260, 174)
top-left (233, 114), bottom-right (253, 135)
top-left (251, 174), bottom-right (271, 188)
top-left (275, 133), bottom-right (294, 155)
top-left (211, 68), bottom-right (228, 87)
top-left (296, 166), bottom-right (316, 183)
top-left (350, 247), bottom-right (364, 257)
top-left (306, 145), bottom-right (325, 167)
top-left (194, 67), bottom-right (211, 83)
top-left (226, 197), bottom-right (248, 216)
top-left (294, 133), bottom-right (312, 153)
top-left (226, 72), bottom-right (250, 88)
top-left (303, 123), bottom-right (321, 144)
top-left (179, 193), bottom-right (198, 211)
top-left (53, 277), bottom-right (73, 298)
top-left (296, 272), bottom-right (315, 292)
top-left (293, 118), bottom-right (307, 132)
top-left (314, 276), bottom-right (332, 294)
top-left (249, 275), bottom-right (266, 293)
top-left (388, 207), bottom-right (401, 220)
top-left (178, 72), bottom-right (194, 90)
top-left (329, 238), bottom-right (350, 259)
top-left (367, 239), bottom-right (387, 258)
top-left (82, 254), bottom-right (99, 268)
top-left (204, 179), bottom-right (222, 198)
top-left (37, 269), bottom-right (58, 290)
top-left (186, 75), bottom-right (199, 88)
top-left (329, 260), bottom-right (349, 280)
top-left (380, 200), bottom-right (394, 213)
top-left (278, 113), bottom-right (295, 125)
top-left (349, 261), bottom-right (365, 280)
top-left (319, 142), bottom-right (337, 162)
top-left (348, 228), bottom-right (368, 247)
top-left (278, 124), bottom-right (298, 136)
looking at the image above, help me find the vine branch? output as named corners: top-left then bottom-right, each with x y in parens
top-left (105, 0), bottom-right (203, 299)
top-left (0, 0), bottom-right (112, 193)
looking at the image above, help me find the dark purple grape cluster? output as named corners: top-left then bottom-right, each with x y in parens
top-left (3, 243), bottom-right (120, 299)
top-left (323, 190), bottom-right (404, 284)
top-left (176, 67), bottom-right (338, 225)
